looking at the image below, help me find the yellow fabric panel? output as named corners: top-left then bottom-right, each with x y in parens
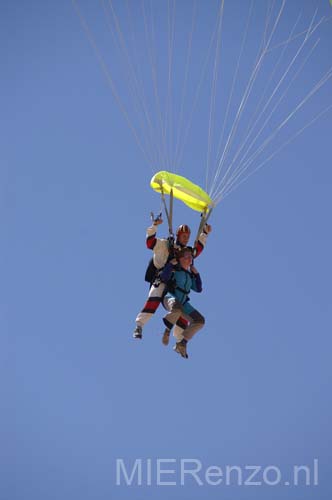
top-left (150, 171), bottom-right (214, 212)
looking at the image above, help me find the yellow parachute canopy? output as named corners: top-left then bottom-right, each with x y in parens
top-left (150, 171), bottom-right (214, 212)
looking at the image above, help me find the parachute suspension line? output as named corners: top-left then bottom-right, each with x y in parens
top-left (237, 9), bottom-right (303, 160)
top-left (165, 0), bottom-right (176, 172)
top-left (217, 68), bottom-right (332, 201)
top-left (142, 0), bottom-right (168, 171)
top-left (212, 19), bottom-right (322, 201)
top-left (235, 9), bottom-right (321, 164)
top-left (214, 5), bottom-right (328, 202)
top-left (249, 15), bottom-right (301, 128)
top-left (262, 0), bottom-right (276, 49)
top-left (173, 0), bottom-right (197, 173)
top-left (212, 8), bottom-right (320, 200)
top-left (267, 14), bottom-right (331, 53)
top-left (209, 0), bottom-right (254, 199)
top-left (206, 0), bottom-right (225, 193)
top-left (209, 10), bottom-right (278, 199)
top-left (71, 0), bottom-right (155, 170)
top-left (257, 0), bottom-right (276, 69)
top-left (124, 0), bottom-right (170, 170)
top-left (217, 70), bottom-right (332, 201)
top-left (223, 57), bottom-right (332, 197)
top-left (122, 0), bottom-right (156, 160)
top-left (210, 0), bottom-right (287, 199)
top-left (174, 3), bottom-right (225, 172)
top-left (217, 102), bottom-right (332, 203)
top-left (221, 38), bottom-right (321, 198)
top-left (102, 0), bottom-right (159, 169)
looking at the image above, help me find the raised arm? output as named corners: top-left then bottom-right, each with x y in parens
top-left (194, 223), bottom-right (212, 258)
top-left (146, 218), bottom-right (163, 250)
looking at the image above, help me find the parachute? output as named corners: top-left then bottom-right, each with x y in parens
top-left (73, 1), bottom-right (332, 214)
top-left (149, 170), bottom-right (214, 242)
top-left (150, 171), bottom-right (214, 213)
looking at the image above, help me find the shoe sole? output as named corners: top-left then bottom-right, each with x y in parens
top-left (173, 345), bottom-right (188, 358)
top-left (162, 333), bottom-right (170, 346)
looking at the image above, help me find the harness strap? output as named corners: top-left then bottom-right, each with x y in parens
top-left (159, 184), bottom-right (174, 239)
top-left (169, 188), bottom-right (174, 236)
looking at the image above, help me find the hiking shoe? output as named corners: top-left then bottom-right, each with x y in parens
top-left (133, 325), bottom-right (143, 339)
top-left (162, 328), bottom-right (170, 346)
top-left (173, 339), bottom-right (188, 358)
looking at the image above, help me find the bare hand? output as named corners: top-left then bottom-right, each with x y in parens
top-left (153, 218), bottom-right (163, 226)
top-left (204, 223), bottom-right (212, 233)
top-left (190, 264), bottom-right (199, 274)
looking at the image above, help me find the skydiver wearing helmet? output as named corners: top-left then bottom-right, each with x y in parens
top-left (133, 219), bottom-right (211, 340)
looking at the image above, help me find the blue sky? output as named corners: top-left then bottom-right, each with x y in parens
top-left (2, 1), bottom-right (332, 499)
